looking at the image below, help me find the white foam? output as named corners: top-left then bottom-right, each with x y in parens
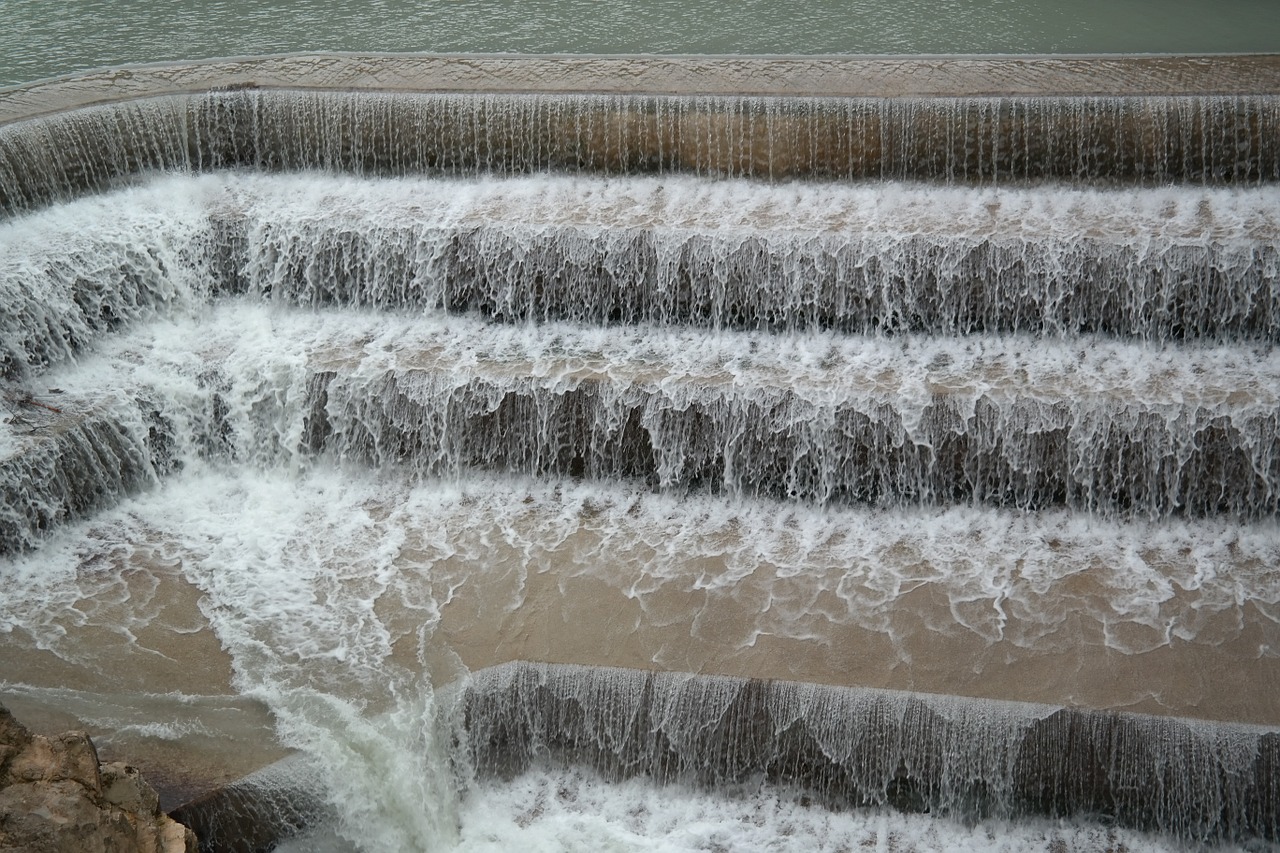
top-left (207, 171), bottom-right (1280, 241)
top-left (275, 766), bottom-right (1237, 853)
top-left (448, 767), bottom-right (1215, 853)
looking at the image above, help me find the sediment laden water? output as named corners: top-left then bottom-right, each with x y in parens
top-left (4, 174), bottom-right (1280, 384)
top-left (4, 304), bottom-right (1280, 554)
top-left (6, 465), bottom-right (1278, 710)
top-left (2, 90), bottom-right (1280, 216)
top-left (3, 463), bottom-right (1279, 847)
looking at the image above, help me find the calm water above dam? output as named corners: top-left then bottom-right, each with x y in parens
top-left (4, 0), bottom-right (1280, 86)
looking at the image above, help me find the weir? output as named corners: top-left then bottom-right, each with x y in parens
top-left (8, 176), bottom-right (1280, 376)
top-left (4, 55), bottom-right (1280, 218)
top-left (465, 663), bottom-right (1280, 843)
top-left (2, 55), bottom-right (1279, 851)
top-left (173, 662), bottom-right (1280, 849)
top-left (4, 89), bottom-right (1280, 217)
top-left (6, 302), bottom-right (1280, 556)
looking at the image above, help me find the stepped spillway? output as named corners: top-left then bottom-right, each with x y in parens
top-left (2, 55), bottom-right (1280, 851)
top-left (7, 174), bottom-right (1280, 378)
top-left (6, 298), bottom-right (1280, 554)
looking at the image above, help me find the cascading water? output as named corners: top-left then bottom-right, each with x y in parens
top-left (2, 58), bottom-right (1280, 852)
top-left (4, 83), bottom-right (1280, 217)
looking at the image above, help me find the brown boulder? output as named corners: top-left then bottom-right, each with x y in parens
top-left (0, 708), bottom-right (33, 785)
top-left (0, 704), bottom-right (196, 853)
top-left (0, 780), bottom-right (137, 853)
top-left (4, 732), bottom-right (101, 792)
top-left (101, 764), bottom-right (161, 818)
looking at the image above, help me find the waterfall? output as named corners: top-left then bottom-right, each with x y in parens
top-left (7, 287), bottom-right (1280, 555)
top-left (2, 56), bottom-right (1279, 851)
top-left (10, 173), bottom-right (1280, 364)
top-left (465, 662), bottom-right (1280, 843)
top-left (4, 89), bottom-right (1280, 217)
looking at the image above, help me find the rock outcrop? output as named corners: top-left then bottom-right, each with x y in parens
top-left (0, 704), bottom-right (196, 853)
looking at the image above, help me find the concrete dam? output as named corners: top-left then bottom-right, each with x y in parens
top-left (2, 54), bottom-right (1280, 851)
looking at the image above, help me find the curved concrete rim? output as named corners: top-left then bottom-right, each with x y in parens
top-left (4, 52), bottom-right (1280, 128)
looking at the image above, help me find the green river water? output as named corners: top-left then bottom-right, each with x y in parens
top-left (3, 0), bottom-right (1279, 87)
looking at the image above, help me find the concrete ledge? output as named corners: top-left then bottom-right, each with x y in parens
top-left (168, 757), bottom-right (326, 853)
top-left (3, 88), bottom-right (1278, 219)
top-left (167, 663), bottom-right (1280, 851)
top-left (3, 55), bottom-right (1280, 218)
top-left (302, 366), bottom-right (1280, 522)
top-left (466, 663), bottom-right (1280, 844)
top-left (5, 53), bottom-right (1280, 125)
top-left (0, 402), bottom-right (161, 556)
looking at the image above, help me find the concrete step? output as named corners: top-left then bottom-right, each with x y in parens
top-left (6, 174), bottom-right (1280, 382)
top-left (6, 303), bottom-right (1279, 557)
top-left (4, 82), bottom-right (1280, 216)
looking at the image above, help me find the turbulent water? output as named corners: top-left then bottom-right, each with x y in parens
top-left (3, 170), bottom-right (1280, 850)
top-left (287, 766), bottom-right (1246, 853)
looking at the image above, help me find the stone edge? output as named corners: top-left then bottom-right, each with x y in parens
top-left (3, 53), bottom-right (1280, 128)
